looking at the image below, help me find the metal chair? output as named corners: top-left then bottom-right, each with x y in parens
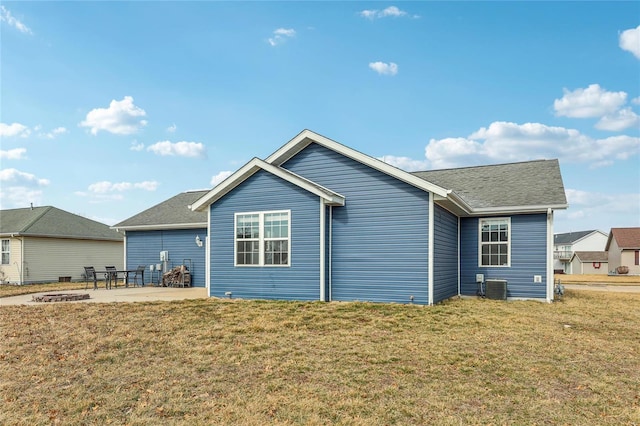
top-left (132, 265), bottom-right (146, 287)
top-left (105, 266), bottom-right (118, 289)
top-left (84, 266), bottom-right (98, 290)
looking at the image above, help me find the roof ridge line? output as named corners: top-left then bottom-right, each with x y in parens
top-left (20, 206), bottom-right (53, 233)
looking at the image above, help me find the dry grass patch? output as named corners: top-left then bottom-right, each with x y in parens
top-left (0, 282), bottom-right (98, 298)
top-left (1, 291), bottom-right (639, 425)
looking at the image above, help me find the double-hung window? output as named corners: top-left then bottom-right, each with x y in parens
top-left (479, 218), bottom-right (510, 267)
top-left (235, 211), bottom-right (290, 266)
top-left (1, 239), bottom-right (9, 265)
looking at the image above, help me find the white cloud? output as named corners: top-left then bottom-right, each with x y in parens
top-left (210, 170), bottom-right (233, 187)
top-left (268, 28), bottom-right (296, 46)
top-left (0, 148), bottom-right (27, 160)
top-left (0, 6), bottom-right (32, 34)
top-left (79, 96), bottom-right (148, 135)
top-left (167, 123), bottom-right (177, 133)
top-left (554, 84), bottom-right (627, 118)
top-left (560, 189), bottom-right (640, 227)
top-left (0, 168), bottom-right (49, 208)
top-left (130, 140), bottom-right (144, 151)
top-left (0, 122), bottom-right (30, 138)
top-left (424, 121), bottom-right (640, 168)
top-left (0, 168), bottom-right (49, 186)
top-left (147, 140), bottom-right (206, 158)
top-left (595, 107), bottom-right (640, 132)
top-left (359, 6), bottom-right (415, 19)
top-left (86, 180), bottom-right (158, 194)
top-left (632, 97), bottom-right (640, 105)
top-left (619, 25), bottom-right (640, 59)
top-left (378, 155), bottom-right (429, 172)
top-left (40, 126), bottom-right (68, 139)
top-left (369, 61), bottom-right (398, 76)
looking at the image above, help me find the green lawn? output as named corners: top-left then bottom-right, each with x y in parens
top-left (1, 290), bottom-right (639, 425)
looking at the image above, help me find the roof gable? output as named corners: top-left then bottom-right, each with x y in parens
top-left (606, 227), bottom-right (640, 250)
top-left (266, 130), bottom-right (451, 198)
top-left (114, 190), bottom-right (209, 230)
top-left (0, 206), bottom-right (122, 241)
top-left (191, 157), bottom-right (346, 211)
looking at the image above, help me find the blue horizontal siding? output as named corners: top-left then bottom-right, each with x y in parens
top-left (283, 143), bottom-right (430, 305)
top-left (126, 228), bottom-right (207, 287)
top-left (210, 170), bottom-right (321, 301)
top-left (433, 205), bottom-right (459, 303)
top-left (460, 214), bottom-right (548, 299)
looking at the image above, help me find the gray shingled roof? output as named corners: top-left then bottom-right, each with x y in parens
top-left (412, 159), bottom-right (567, 210)
top-left (114, 190), bottom-right (209, 229)
top-left (554, 230), bottom-right (598, 245)
top-left (0, 206), bottom-right (123, 241)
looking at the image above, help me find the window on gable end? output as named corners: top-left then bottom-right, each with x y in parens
top-left (235, 211), bottom-right (290, 267)
top-left (479, 218), bottom-right (511, 267)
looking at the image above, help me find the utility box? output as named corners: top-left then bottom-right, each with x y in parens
top-left (485, 279), bottom-right (507, 300)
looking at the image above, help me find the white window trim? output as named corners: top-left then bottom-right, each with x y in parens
top-left (234, 210), bottom-right (291, 267)
top-left (478, 217), bottom-right (511, 268)
top-left (1, 239), bottom-right (9, 265)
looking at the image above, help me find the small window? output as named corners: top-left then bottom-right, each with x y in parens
top-left (1, 239), bottom-right (9, 265)
top-left (235, 211), bottom-right (290, 267)
top-left (479, 218), bottom-right (510, 267)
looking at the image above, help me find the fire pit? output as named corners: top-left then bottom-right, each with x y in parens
top-left (32, 293), bottom-right (91, 303)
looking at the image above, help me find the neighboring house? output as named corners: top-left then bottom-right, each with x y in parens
top-left (190, 130), bottom-right (568, 304)
top-left (605, 227), bottom-right (640, 275)
top-left (553, 230), bottom-right (608, 274)
top-left (0, 206), bottom-right (123, 284)
top-left (569, 251), bottom-right (609, 275)
top-left (112, 190), bottom-right (208, 287)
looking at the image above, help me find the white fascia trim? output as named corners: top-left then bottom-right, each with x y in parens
top-left (469, 204), bottom-right (569, 216)
top-left (112, 223), bottom-right (208, 231)
top-left (191, 157), bottom-right (345, 212)
top-left (266, 130), bottom-right (450, 198)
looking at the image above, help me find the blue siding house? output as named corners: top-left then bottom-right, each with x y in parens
top-left (191, 130), bottom-right (568, 304)
top-left (113, 191), bottom-right (208, 287)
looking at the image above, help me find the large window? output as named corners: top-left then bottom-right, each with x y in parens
top-left (479, 218), bottom-right (510, 267)
top-left (1, 239), bottom-right (9, 265)
top-left (235, 211), bottom-right (290, 266)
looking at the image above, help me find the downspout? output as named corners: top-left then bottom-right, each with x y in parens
top-left (18, 236), bottom-right (24, 285)
top-left (428, 194), bottom-right (434, 305)
top-left (546, 208), bottom-right (554, 302)
top-left (457, 216), bottom-right (461, 297)
top-left (319, 199), bottom-right (326, 302)
top-left (329, 205), bottom-right (333, 302)
top-left (122, 231), bottom-right (127, 270)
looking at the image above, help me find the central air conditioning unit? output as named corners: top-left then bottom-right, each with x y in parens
top-left (485, 279), bottom-right (507, 300)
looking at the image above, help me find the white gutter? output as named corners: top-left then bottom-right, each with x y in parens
top-left (112, 222), bottom-right (208, 231)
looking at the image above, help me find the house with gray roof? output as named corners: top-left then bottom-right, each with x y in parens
top-left (553, 230), bottom-right (608, 273)
top-left (187, 130), bottom-right (568, 303)
top-left (113, 190), bottom-right (208, 287)
top-left (0, 206), bottom-right (123, 284)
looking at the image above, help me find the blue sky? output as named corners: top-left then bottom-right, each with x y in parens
top-left (1, 2), bottom-right (639, 234)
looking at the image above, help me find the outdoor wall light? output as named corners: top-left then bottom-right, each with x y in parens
top-left (195, 235), bottom-right (203, 247)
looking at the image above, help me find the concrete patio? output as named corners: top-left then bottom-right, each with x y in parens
top-left (0, 286), bottom-right (208, 306)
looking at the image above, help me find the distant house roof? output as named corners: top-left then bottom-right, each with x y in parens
top-left (114, 190), bottom-right (209, 230)
top-left (0, 206), bottom-right (122, 241)
top-left (554, 230), bottom-right (604, 245)
top-left (606, 227), bottom-right (640, 250)
top-left (412, 159), bottom-right (568, 213)
top-left (571, 251), bottom-right (609, 263)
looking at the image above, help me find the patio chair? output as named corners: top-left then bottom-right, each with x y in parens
top-left (132, 265), bottom-right (146, 287)
top-left (105, 266), bottom-right (119, 289)
top-left (84, 266), bottom-right (98, 290)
